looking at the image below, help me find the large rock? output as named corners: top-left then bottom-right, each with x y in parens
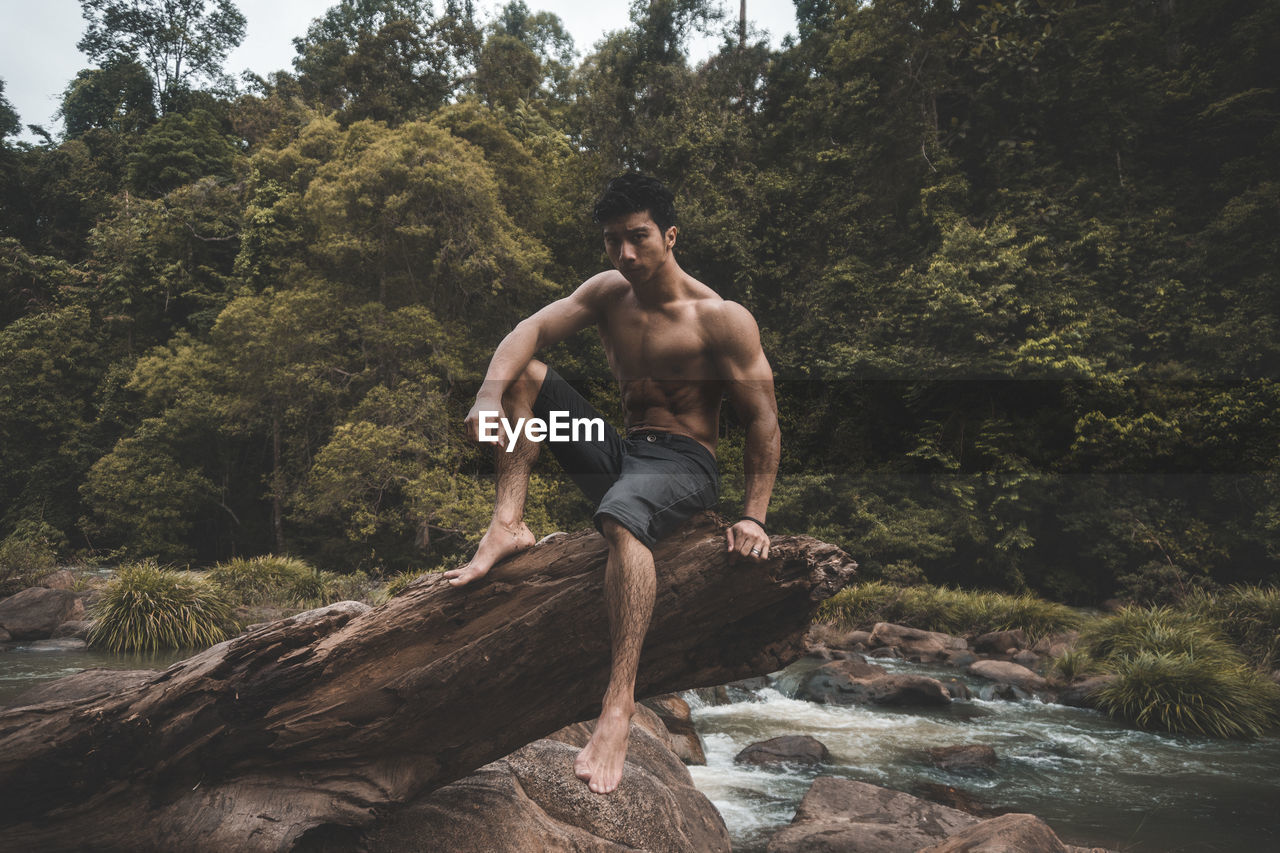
top-left (868, 623), bottom-right (968, 663)
top-left (0, 588), bottom-right (85, 640)
top-left (928, 745), bottom-right (997, 773)
top-left (364, 705), bottom-right (730, 852)
top-left (641, 693), bottom-right (706, 765)
top-left (972, 629), bottom-right (1028, 655)
top-left (767, 777), bottom-right (979, 853)
top-left (735, 735), bottom-right (831, 767)
top-left (38, 569), bottom-right (77, 590)
top-left (914, 812), bottom-right (1070, 852)
top-left (9, 669), bottom-right (159, 707)
top-left (968, 659), bottom-right (1048, 692)
top-left (798, 659), bottom-right (951, 706)
top-left (51, 620), bottom-right (93, 640)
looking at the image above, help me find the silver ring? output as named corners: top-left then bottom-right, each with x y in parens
top-left (750, 548), bottom-right (761, 555)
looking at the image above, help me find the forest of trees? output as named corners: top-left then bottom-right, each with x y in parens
top-left (1, 0), bottom-right (1277, 604)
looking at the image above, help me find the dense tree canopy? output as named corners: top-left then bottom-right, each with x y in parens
top-left (1, 0), bottom-right (1277, 600)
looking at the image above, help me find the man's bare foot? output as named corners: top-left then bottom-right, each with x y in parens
top-left (444, 521), bottom-right (535, 587)
top-left (574, 706), bottom-right (633, 794)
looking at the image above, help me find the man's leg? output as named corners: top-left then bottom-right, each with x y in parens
top-left (444, 361), bottom-right (548, 587)
top-left (574, 516), bottom-right (656, 794)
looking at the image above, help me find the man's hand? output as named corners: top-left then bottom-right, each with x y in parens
top-left (466, 396), bottom-right (507, 449)
top-left (726, 518), bottom-right (769, 562)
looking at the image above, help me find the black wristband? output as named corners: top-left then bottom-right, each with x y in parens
top-left (739, 515), bottom-right (768, 535)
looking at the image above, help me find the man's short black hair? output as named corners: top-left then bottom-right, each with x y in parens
top-left (592, 173), bottom-right (677, 234)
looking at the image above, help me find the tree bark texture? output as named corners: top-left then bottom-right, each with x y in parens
top-left (0, 512), bottom-right (855, 851)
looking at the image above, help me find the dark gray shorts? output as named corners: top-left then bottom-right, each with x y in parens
top-left (533, 368), bottom-right (719, 550)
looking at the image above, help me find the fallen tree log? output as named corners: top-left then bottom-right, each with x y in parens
top-left (0, 512), bottom-right (855, 851)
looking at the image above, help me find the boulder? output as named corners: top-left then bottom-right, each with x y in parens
top-left (1011, 650), bottom-right (1042, 669)
top-left (798, 660), bottom-right (951, 706)
top-left (928, 745), bottom-right (997, 773)
top-left (935, 677), bottom-right (972, 701)
top-left (915, 812), bottom-right (1071, 853)
top-left (868, 623), bottom-right (968, 663)
top-left (10, 669), bottom-right (159, 707)
top-left (364, 706), bottom-right (730, 852)
top-left (968, 660), bottom-right (1048, 692)
top-left (806, 624), bottom-right (873, 653)
top-left (641, 693), bottom-right (706, 765)
top-left (1057, 676), bottom-right (1115, 709)
top-left (941, 648), bottom-right (977, 667)
top-left (807, 643), bottom-right (867, 662)
top-left (37, 570), bottom-right (76, 590)
top-left (911, 782), bottom-right (996, 816)
top-left (0, 588), bottom-right (85, 640)
top-left (51, 620), bottom-right (93, 640)
top-left (735, 735), bottom-right (830, 767)
top-left (972, 629), bottom-right (1027, 655)
top-left (766, 777), bottom-right (979, 853)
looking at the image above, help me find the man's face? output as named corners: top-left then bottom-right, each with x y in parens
top-left (602, 211), bottom-right (676, 284)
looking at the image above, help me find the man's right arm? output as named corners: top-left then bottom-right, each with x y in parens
top-left (465, 273), bottom-right (621, 443)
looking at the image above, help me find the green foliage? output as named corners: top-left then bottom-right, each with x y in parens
top-left (288, 568), bottom-right (380, 607)
top-left (77, 0), bottom-right (246, 112)
top-left (88, 560), bottom-right (235, 652)
top-left (291, 0), bottom-right (480, 124)
top-left (207, 554), bottom-right (315, 604)
top-left (60, 59), bottom-right (156, 137)
top-left (1076, 606), bottom-right (1225, 663)
top-left (1094, 651), bottom-right (1280, 738)
top-left (126, 110), bottom-right (239, 196)
top-left (0, 520), bottom-right (64, 596)
top-left (1184, 586), bottom-right (1280, 671)
top-left (817, 581), bottom-right (1082, 642)
top-left (0, 78), bottom-right (20, 141)
top-left (1077, 603), bottom-right (1280, 737)
top-left (1050, 648), bottom-right (1096, 682)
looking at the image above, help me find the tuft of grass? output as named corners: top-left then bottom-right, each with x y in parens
top-left (1094, 651), bottom-right (1280, 738)
top-left (208, 555), bottom-right (315, 604)
top-left (817, 581), bottom-right (1081, 642)
top-left (1077, 604), bottom-right (1280, 737)
top-left (1184, 585), bottom-right (1280, 670)
top-left (1076, 606), bottom-right (1226, 662)
top-left (1051, 648), bottom-right (1096, 681)
top-left (383, 569), bottom-right (426, 598)
top-left (88, 561), bottom-right (235, 652)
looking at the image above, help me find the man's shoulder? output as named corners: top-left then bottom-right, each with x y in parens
top-left (697, 296), bottom-right (761, 344)
top-left (580, 270), bottom-right (633, 297)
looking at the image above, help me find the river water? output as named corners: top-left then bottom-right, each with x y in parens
top-left (0, 642), bottom-right (187, 705)
top-left (686, 657), bottom-right (1280, 852)
top-left (4, 645), bottom-right (1278, 851)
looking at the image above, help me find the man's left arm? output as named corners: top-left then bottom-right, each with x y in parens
top-left (712, 301), bottom-right (780, 561)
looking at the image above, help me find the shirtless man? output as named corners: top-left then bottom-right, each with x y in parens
top-left (445, 173), bottom-right (780, 795)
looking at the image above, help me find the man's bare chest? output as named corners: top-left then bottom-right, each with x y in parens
top-left (598, 306), bottom-right (713, 381)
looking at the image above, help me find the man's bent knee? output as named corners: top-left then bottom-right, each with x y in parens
top-left (502, 359), bottom-right (548, 413)
top-left (599, 516), bottom-right (644, 548)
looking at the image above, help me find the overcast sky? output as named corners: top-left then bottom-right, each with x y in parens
top-left (1, 0), bottom-right (798, 142)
